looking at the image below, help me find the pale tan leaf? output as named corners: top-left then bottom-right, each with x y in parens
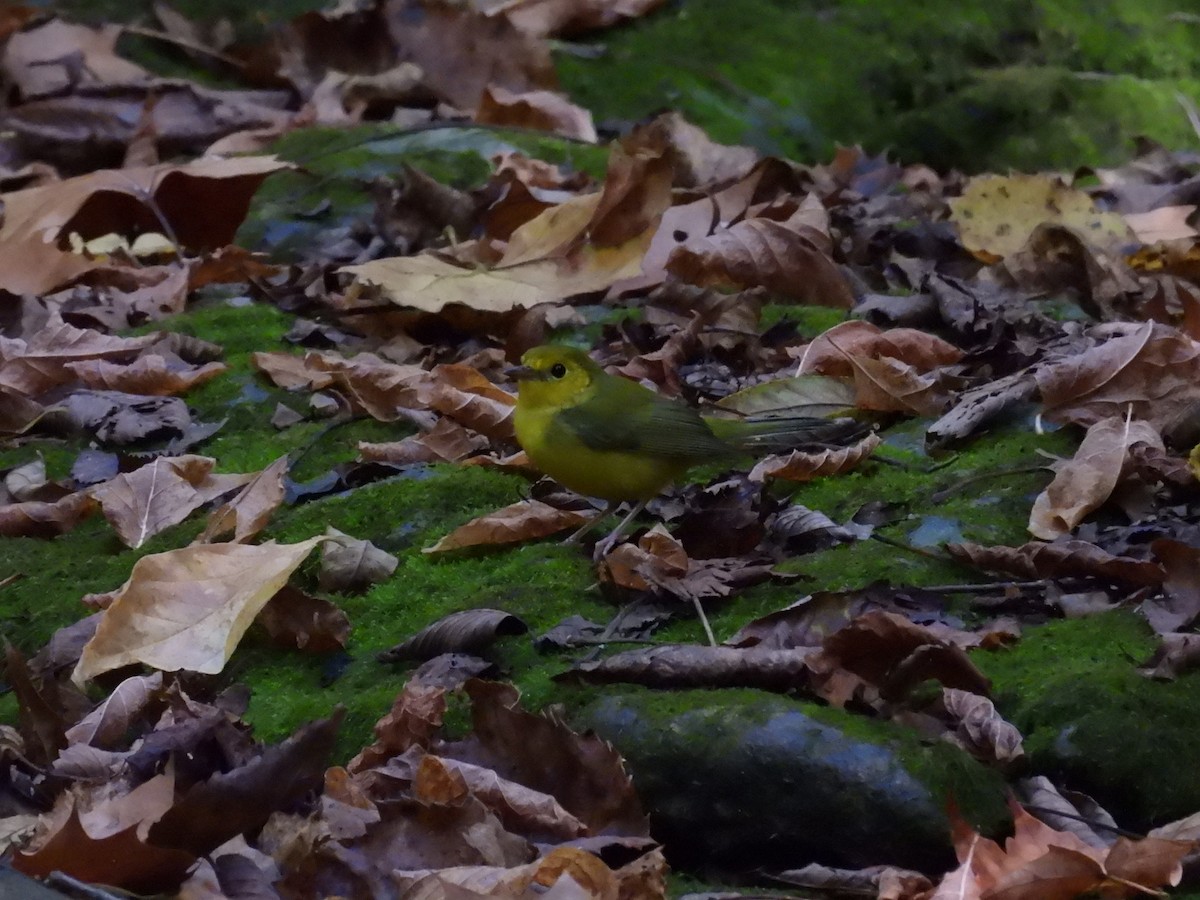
top-left (197, 455), bottom-right (288, 544)
top-left (1029, 415), bottom-right (1162, 539)
top-left (72, 536), bottom-right (324, 684)
top-left (90, 455), bottom-right (219, 548)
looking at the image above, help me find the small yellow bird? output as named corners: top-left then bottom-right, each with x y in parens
top-left (511, 345), bottom-right (858, 557)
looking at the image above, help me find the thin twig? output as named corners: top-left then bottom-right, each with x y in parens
top-left (691, 595), bottom-right (717, 647)
top-left (871, 532), bottom-right (955, 563)
top-left (917, 580), bottom-right (1050, 594)
top-left (931, 464), bottom-right (1048, 503)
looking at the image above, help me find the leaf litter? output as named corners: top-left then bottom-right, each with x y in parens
top-left (3, 0), bottom-right (1200, 897)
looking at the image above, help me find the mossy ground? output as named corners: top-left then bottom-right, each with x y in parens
top-left (7, 2), bottom-right (1200, 883)
top-left (556, 0), bottom-right (1200, 171)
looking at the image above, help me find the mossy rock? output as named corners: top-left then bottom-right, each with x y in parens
top-left (975, 610), bottom-right (1200, 829)
top-left (578, 687), bottom-right (1008, 873)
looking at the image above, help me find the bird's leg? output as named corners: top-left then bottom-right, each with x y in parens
top-left (592, 498), bottom-right (649, 562)
top-left (561, 500), bottom-right (617, 545)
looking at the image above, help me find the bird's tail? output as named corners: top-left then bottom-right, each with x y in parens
top-left (708, 414), bottom-right (870, 454)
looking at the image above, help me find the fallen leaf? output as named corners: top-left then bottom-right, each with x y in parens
top-left (424, 500), bottom-right (587, 553)
top-left (475, 85), bottom-right (597, 142)
top-left (319, 527), bottom-right (398, 592)
top-left (950, 173), bottom-right (1136, 261)
top-left (377, 609), bottom-right (528, 663)
top-left (197, 455), bottom-right (289, 544)
top-left (1028, 415), bottom-right (1162, 539)
top-left (73, 536), bottom-right (324, 684)
top-left (749, 432), bottom-right (881, 483)
top-left (90, 454), bottom-right (251, 548)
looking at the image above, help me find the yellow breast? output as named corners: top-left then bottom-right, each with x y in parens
top-left (513, 401), bottom-right (685, 502)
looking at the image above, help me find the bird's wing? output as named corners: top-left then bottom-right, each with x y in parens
top-left (559, 384), bottom-right (730, 460)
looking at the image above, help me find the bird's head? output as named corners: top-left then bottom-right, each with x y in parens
top-left (509, 345), bottom-right (599, 411)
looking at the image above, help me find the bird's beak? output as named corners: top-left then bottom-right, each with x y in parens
top-left (504, 364), bottom-right (543, 382)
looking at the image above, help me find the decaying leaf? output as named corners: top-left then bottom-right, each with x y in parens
top-left (319, 526), bottom-right (399, 592)
top-left (377, 609), bottom-right (528, 663)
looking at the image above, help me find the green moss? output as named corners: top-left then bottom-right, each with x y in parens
top-left (558, 0), bottom-right (1200, 171)
top-left (974, 612), bottom-right (1200, 827)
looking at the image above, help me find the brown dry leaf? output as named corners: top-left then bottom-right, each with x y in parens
top-left (13, 806), bottom-right (196, 895)
top-left (941, 801), bottom-right (1190, 900)
top-left (0, 155), bottom-right (293, 294)
top-left (64, 355), bottom-right (227, 396)
top-left (341, 243), bottom-right (648, 315)
top-left (424, 362), bottom-right (517, 441)
top-left (90, 455), bottom-right (251, 549)
top-left (1029, 415), bottom-right (1162, 539)
top-left (146, 708), bottom-right (343, 857)
top-left (715, 373), bottom-right (857, 418)
top-left (359, 417), bottom-right (490, 464)
top-left (749, 432), bottom-right (881, 483)
top-left (424, 500), bottom-right (587, 553)
top-left (197, 455), bottom-right (289, 544)
top-left (792, 320), bottom-right (964, 376)
top-left (623, 110), bottom-right (759, 188)
top-left (775, 863), bottom-right (932, 898)
top-left (1036, 321), bottom-right (1200, 430)
top-left (257, 585), bottom-right (351, 653)
top-left (1124, 205), bottom-right (1199, 244)
top-left (377, 609), bottom-right (528, 663)
top-left (0, 317), bottom-right (161, 398)
top-left (599, 524), bottom-right (688, 592)
top-left (945, 540), bottom-right (1165, 587)
top-left (665, 202), bottom-right (854, 306)
top-left (385, 0), bottom-right (556, 110)
top-left (819, 610), bottom-right (991, 701)
top-left (841, 353), bottom-right (951, 416)
top-left (435, 755), bottom-right (587, 841)
top-left (458, 679), bottom-right (648, 836)
top-left (0, 490), bottom-right (98, 538)
top-left (349, 681), bottom-right (447, 772)
top-left (950, 173), bottom-right (1136, 261)
top-left (475, 85), bottom-right (597, 142)
top-left (565, 644), bottom-right (818, 692)
top-left (72, 536), bottom-right (324, 684)
top-left (1140, 632), bottom-right (1200, 680)
top-left (64, 671), bottom-right (163, 748)
top-left (941, 688), bottom-right (1025, 767)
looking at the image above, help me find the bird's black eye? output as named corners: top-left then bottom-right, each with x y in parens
top-left (550, 363), bottom-right (568, 379)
